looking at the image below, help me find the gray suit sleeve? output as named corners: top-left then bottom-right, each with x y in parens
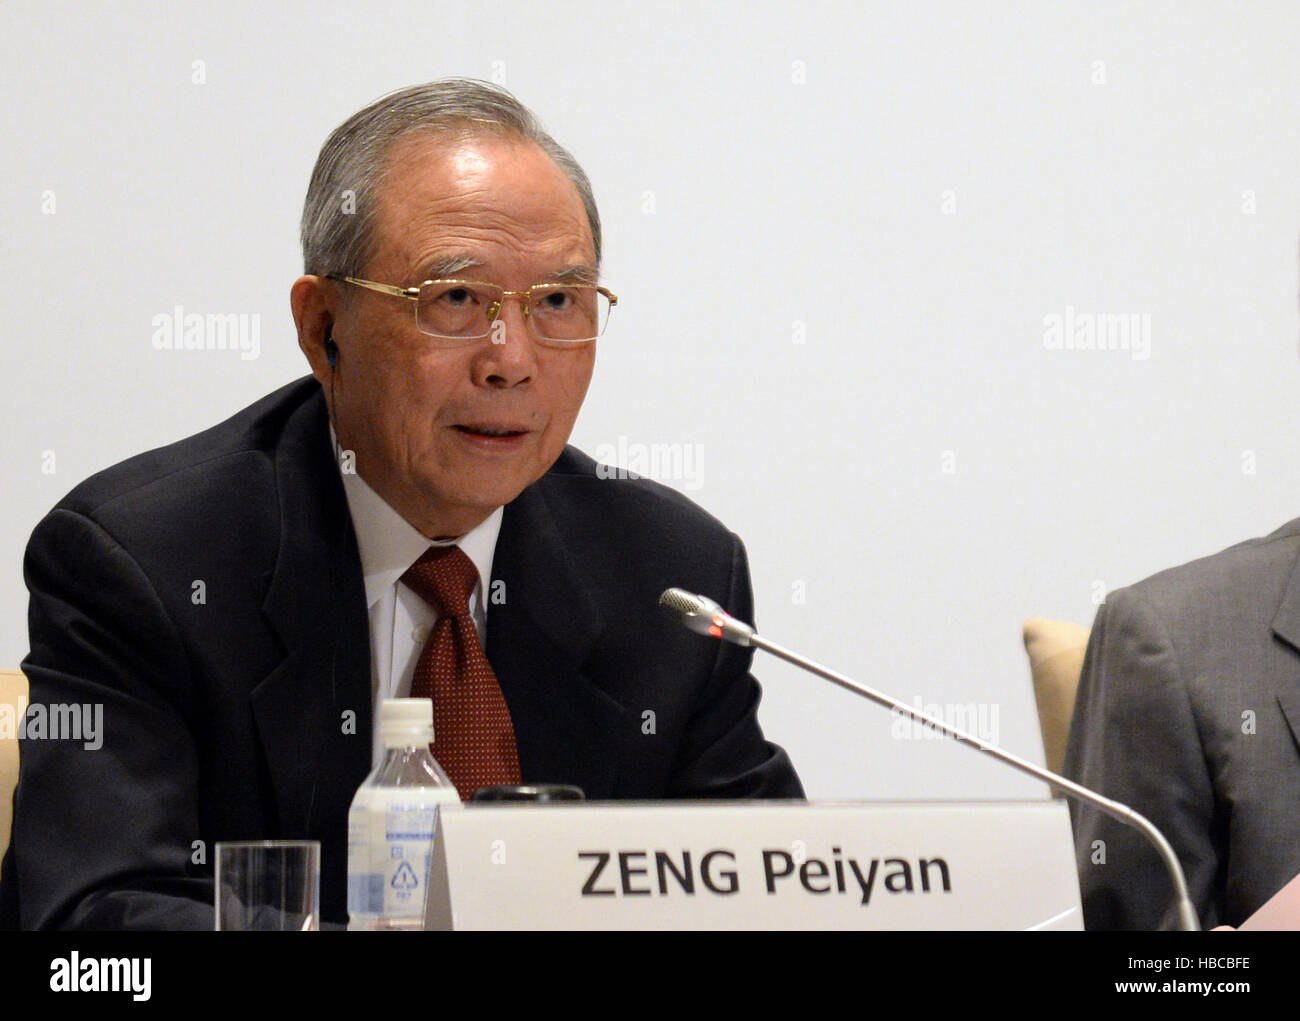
top-left (1063, 585), bottom-right (1219, 930)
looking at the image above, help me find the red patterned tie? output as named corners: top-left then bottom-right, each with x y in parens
top-left (400, 545), bottom-right (521, 800)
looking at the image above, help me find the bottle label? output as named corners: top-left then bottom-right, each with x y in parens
top-left (347, 788), bottom-right (458, 925)
top-left (380, 802), bottom-right (436, 917)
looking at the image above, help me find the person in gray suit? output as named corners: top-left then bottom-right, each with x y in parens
top-left (1064, 519), bottom-right (1300, 929)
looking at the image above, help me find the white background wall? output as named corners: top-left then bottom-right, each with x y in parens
top-left (3, 1), bottom-right (1298, 800)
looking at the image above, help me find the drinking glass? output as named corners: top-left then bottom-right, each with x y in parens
top-left (214, 840), bottom-right (320, 931)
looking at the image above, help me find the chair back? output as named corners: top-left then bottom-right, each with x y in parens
top-left (0, 669), bottom-right (28, 869)
top-left (1022, 619), bottom-right (1089, 774)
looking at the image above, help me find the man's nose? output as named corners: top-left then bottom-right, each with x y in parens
top-left (473, 294), bottom-right (537, 388)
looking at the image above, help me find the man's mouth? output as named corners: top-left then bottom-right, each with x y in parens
top-left (453, 424), bottom-right (529, 439)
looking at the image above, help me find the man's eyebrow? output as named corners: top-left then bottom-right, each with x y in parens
top-left (410, 258), bottom-right (600, 286)
top-left (412, 255), bottom-right (482, 281)
top-left (547, 264), bottom-right (600, 285)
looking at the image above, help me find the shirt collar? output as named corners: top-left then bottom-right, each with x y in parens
top-left (331, 427), bottom-right (502, 608)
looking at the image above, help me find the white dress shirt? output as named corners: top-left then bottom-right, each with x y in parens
top-left (331, 431), bottom-right (502, 767)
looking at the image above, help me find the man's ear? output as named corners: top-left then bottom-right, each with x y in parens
top-left (291, 275), bottom-right (336, 386)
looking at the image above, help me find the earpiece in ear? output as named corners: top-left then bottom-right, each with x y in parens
top-left (324, 324), bottom-right (338, 369)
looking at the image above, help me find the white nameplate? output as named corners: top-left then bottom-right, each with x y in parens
top-left (424, 800), bottom-right (1081, 930)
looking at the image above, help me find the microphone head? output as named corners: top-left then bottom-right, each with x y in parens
top-left (659, 587), bottom-right (719, 617)
top-left (659, 587), bottom-right (754, 646)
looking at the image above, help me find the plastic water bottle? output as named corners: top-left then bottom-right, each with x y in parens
top-left (347, 698), bottom-right (460, 930)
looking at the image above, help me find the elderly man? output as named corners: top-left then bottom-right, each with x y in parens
top-left (0, 79), bottom-right (802, 930)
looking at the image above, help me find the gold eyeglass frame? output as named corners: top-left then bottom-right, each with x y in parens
top-left (325, 274), bottom-right (618, 344)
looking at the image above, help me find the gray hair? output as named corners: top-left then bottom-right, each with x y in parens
top-left (299, 78), bottom-right (601, 277)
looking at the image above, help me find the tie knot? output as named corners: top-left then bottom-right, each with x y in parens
top-left (401, 545), bottom-right (478, 619)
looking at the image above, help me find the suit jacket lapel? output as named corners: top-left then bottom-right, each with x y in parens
top-left (487, 474), bottom-right (628, 798)
top-left (255, 388), bottom-right (372, 835)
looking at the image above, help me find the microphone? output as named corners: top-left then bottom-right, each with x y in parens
top-left (659, 586), bottom-right (1201, 932)
top-left (658, 588), bottom-right (755, 645)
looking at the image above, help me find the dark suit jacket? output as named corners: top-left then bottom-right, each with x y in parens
top-left (0, 376), bottom-right (802, 930)
top-left (1064, 518), bottom-right (1300, 929)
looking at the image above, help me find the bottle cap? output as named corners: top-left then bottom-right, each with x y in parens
top-left (379, 698), bottom-right (436, 746)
